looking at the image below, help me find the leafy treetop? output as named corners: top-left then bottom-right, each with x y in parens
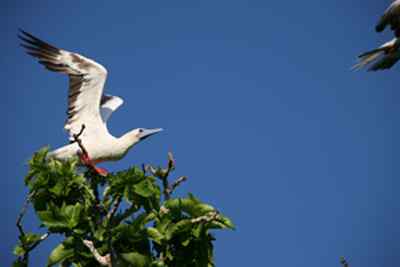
top-left (13, 148), bottom-right (234, 267)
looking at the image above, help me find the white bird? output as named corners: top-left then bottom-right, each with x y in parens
top-left (353, 1), bottom-right (400, 71)
top-left (353, 37), bottom-right (400, 71)
top-left (19, 30), bottom-right (163, 175)
top-left (376, 0), bottom-right (400, 37)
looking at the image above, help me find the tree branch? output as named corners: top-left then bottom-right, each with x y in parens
top-left (145, 152), bottom-right (181, 201)
top-left (106, 195), bottom-right (122, 221)
top-left (169, 176), bottom-right (187, 195)
top-left (83, 240), bottom-right (111, 267)
top-left (191, 211), bottom-right (220, 224)
top-left (72, 124), bottom-right (88, 156)
top-left (16, 191), bottom-right (35, 237)
top-left (16, 190), bottom-right (50, 264)
top-left (29, 233), bottom-right (50, 251)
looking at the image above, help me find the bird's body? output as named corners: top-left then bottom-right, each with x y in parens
top-left (49, 131), bottom-right (131, 163)
top-left (354, 1), bottom-right (400, 71)
top-left (19, 30), bottom-right (162, 166)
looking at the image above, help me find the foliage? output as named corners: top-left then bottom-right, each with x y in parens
top-left (13, 148), bottom-right (234, 267)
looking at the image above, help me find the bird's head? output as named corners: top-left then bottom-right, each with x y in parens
top-left (120, 128), bottom-right (163, 152)
top-left (133, 128), bottom-right (163, 142)
top-left (117, 128), bottom-right (163, 158)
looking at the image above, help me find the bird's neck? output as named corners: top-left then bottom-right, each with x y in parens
top-left (119, 130), bottom-right (140, 150)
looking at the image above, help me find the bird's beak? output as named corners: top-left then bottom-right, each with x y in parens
top-left (139, 128), bottom-right (163, 140)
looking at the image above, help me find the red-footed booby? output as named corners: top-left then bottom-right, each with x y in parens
top-left (19, 30), bottom-right (162, 175)
top-left (353, 1), bottom-right (400, 71)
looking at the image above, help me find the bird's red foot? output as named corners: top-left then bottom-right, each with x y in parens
top-left (78, 152), bottom-right (108, 177)
top-left (93, 166), bottom-right (108, 177)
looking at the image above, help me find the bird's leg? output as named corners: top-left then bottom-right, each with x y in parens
top-left (72, 124), bottom-right (108, 177)
top-left (78, 151), bottom-right (108, 177)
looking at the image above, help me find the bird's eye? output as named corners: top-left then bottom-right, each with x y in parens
top-left (139, 129), bottom-right (144, 133)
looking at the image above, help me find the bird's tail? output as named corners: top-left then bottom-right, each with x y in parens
top-left (47, 143), bottom-right (80, 161)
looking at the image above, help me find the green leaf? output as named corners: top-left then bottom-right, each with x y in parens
top-left (130, 212), bottom-right (156, 231)
top-left (47, 243), bottom-right (73, 266)
top-left (94, 228), bottom-right (106, 242)
top-left (147, 227), bottom-right (164, 244)
top-left (12, 259), bottom-right (27, 267)
top-left (216, 215), bottom-right (235, 230)
top-left (121, 252), bottom-right (151, 267)
top-left (65, 203), bottom-right (82, 228)
top-left (22, 232), bottom-right (43, 246)
top-left (133, 179), bottom-right (156, 198)
top-left (49, 181), bottom-right (65, 196)
top-left (192, 224), bottom-right (203, 238)
top-left (164, 195), bottom-right (215, 217)
top-left (151, 260), bottom-right (166, 267)
top-left (181, 238), bottom-right (191, 247)
top-left (37, 210), bottom-right (69, 229)
top-left (13, 245), bottom-right (25, 256)
top-left (165, 219), bottom-right (192, 240)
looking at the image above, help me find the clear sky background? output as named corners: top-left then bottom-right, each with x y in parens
top-left (2, 1), bottom-right (400, 266)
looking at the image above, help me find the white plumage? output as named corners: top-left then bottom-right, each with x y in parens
top-left (19, 30), bottom-right (162, 164)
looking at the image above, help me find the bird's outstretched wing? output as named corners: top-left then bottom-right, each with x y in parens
top-left (368, 50), bottom-right (400, 71)
top-left (100, 94), bottom-right (124, 124)
top-left (376, 0), bottom-right (400, 34)
top-left (352, 38), bottom-right (400, 71)
top-left (19, 30), bottom-right (111, 141)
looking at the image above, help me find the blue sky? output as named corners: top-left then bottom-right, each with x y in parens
top-left (2, 0), bottom-right (400, 266)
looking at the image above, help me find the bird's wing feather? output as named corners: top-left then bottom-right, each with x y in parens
top-left (19, 30), bottom-right (110, 141)
top-left (352, 51), bottom-right (384, 70)
top-left (100, 94), bottom-right (124, 124)
top-left (352, 38), bottom-right (399, 70)
top-left (368, 51), bottom-right (400, 71)
top-left (376, 0), bottom-right (400, 32)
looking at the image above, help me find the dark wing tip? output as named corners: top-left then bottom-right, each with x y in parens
top-left (18, 29), bottom-right (37, 42)
top-left (17, 29), bottom-right (60, 53)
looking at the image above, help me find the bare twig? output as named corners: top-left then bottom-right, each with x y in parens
top-left (83, 240), bottom-right (111, 267)
top-left (169, 176), bottom-right (188, 195)
top-left (162, 152), bottom-right (176, 200)
top-left (161, 177), bottom-right (170, 200)
top-left (72, 124), bottom-right (88, 155)
top-left (28, 233), bottom-right (50, 251)
top-left (191, 211), bottom-right (220, 224)
top-left (16, 191), bottom-right (35, 236)
top-left (166, 152), bottom-right (175, 177)
top-left (106, 195), bottom-right (122, 221)
top-left (16, 191), bottom-right (50, 264)
top-left (145, 152), bottom-right (185, 201)
top-left (144, 164), bottom-right (159, 176)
